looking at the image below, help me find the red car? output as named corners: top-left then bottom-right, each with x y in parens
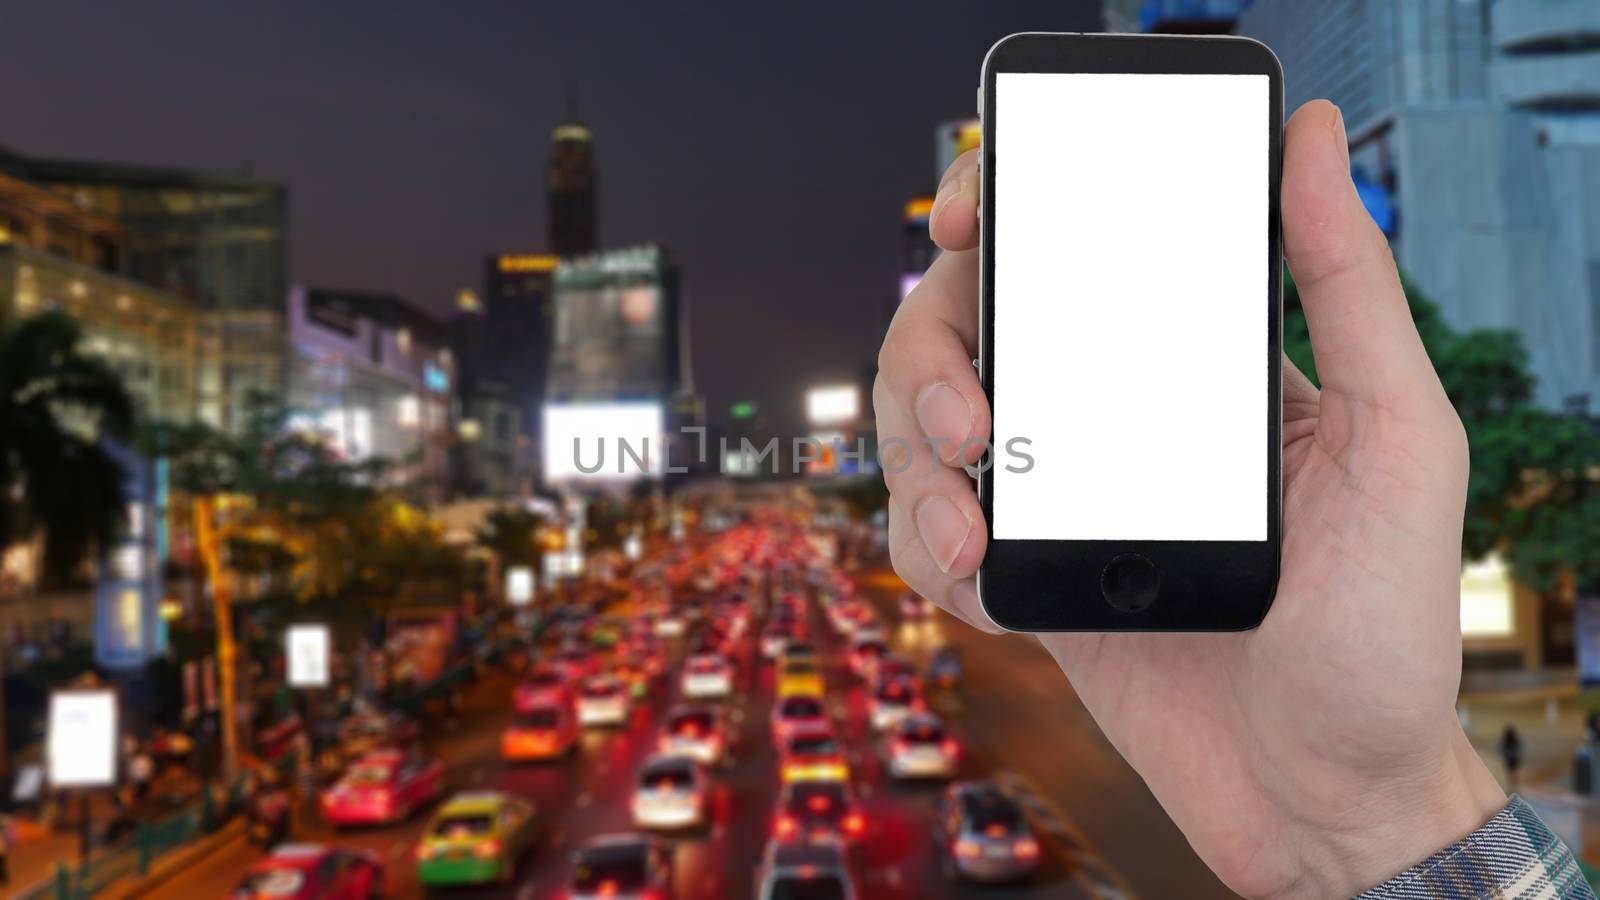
top-left (513, 667), bottom-right (571, 713)
top-left (771, 694), bottom-right (830, 744)
top-left (231, 844), bottom-right (382, 899)
top-left (320, 750), bottom-right (445, 827)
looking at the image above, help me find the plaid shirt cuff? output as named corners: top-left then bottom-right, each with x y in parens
top-left (1357, 796), bottom-right (1595, 899)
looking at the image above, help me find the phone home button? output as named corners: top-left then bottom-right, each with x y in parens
top-left (1100, 553), bottom-right (1160, 613)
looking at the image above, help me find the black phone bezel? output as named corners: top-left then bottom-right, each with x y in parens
top-left (976, 32), bottom-right (1284, 632)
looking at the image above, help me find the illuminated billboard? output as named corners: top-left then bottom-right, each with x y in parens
top-left (48, 690), bottom-right (117, 787)
top-left (548, 246), bottom-right (681, 401)
top-left (806, 385), bottom-right (860, 425)
top-left (286, 623), bottom-right (331, 688)
top-left (543, 401), bottom-right (666, 481)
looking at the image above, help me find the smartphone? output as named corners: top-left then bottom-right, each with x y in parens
top-left (976, 33), bottom-right (1283, 631)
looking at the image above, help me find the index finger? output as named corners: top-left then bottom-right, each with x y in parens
top-left (930, 148), bottom-right (979, 252)
top-left (876, 247), bottom-right (990, 466)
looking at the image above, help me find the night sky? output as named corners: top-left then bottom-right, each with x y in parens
top-left (3, 1), bottom-right (1100, 433)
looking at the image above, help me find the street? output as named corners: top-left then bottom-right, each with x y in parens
top-left (139, 556), bottom-right (1231, 900)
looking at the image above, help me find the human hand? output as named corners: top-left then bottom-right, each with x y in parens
top-left (873, 100), bottom-right (1506, 899)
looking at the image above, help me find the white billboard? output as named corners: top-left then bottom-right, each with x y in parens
top-left (506, 566), bottom-right (535, 606)
top-left (543, 402), bottom-right (665, 481)
top-left (806, 386), bottom-right (860, 426)
top-left (286, 623), bottom-right (331, 688)
top-left (48, 689), bottom-right (117, 788)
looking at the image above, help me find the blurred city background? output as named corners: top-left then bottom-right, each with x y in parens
top-left (0, 1), bottom-right (1596, 898)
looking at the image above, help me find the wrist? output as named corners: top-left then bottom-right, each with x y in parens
top-left (1294, 726), bottom-right (1507, 899)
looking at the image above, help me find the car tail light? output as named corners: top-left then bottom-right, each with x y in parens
top-left (597, 879), bottom-right (619, 897)
top-left (774, 814), bottom-right (799, 838)
top-left (955, 838), bottom-right (982, 860)
top-left (474, 839), bottom-right (501, 859)
top-left (807, 795), bottom-right (831, 812)
top-left (842, 812), bottom-right (865, 836)
top-left (941, 739), bottom-right (959, 757)
top-left (415, 844), bottom-right (436, 861)
top-left (891, 739), bottom-right (909, 756)
top-left (1014, 836), bottom-right (1041, 860)
top-left (985, 823), bottom-right (1008, 838)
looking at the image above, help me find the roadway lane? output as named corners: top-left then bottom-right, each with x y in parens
top-left (854, 568), bottom-right (1239, 900)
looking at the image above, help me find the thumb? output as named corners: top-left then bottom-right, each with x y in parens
top-left (1282, 100), bottom-right (1443, 414)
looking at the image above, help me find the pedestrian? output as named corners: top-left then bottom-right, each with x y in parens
top-left (1586, 710), bottom-right (1600, 745)
top-left (129, 748), bottom-right (155, 801)
top-left (1499, 724), bottom-right (1524, 785)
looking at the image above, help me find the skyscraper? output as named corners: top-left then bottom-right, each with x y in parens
top-left (547, 120), bottom-right (597, 258)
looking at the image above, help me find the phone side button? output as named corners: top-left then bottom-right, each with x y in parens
top-left (1100, 553), bottom-right (1159, 613)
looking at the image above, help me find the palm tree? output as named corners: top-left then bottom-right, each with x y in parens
top-left (0, 310), bottom-right (133, 587)
top-left (0, 310), bottom-right (133, 778)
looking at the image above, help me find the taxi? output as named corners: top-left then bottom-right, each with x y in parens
top-left (500, 702), bottom-right (580, 762)
top-left (320, 749), bottom-right (444, 827)
top-left (778, 727), bottom-right (849, 783)
top-left (231, 844), bottom-right (382, 900)
top-left (415, 791), bottom-right (536, 886)
top-left (776, 657), bottom-right (825, 699)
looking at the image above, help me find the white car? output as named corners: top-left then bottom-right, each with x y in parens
top-left (654, 614), bottom-right (687, 638)
top-left (681, 654), bottom-right (734, 699)
top-left (577, 675), bottom-right (632, 727)
top-left (885, 715), bottom-right (959, 779)
top-left (630, 755), bottom-right (708, 830)
top-left (869, 679), bottom-right (920, 732)
top-left (760, 628), bottom-right (790, 660)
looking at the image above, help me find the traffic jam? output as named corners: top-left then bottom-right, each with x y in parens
top-left (230, 522), bottom-right (1092, 900)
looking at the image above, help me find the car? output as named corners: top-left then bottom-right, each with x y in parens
top-left (780, 642), bottom-right (819, 665)
top-left (513, 667), bottom-right (571, 713)
top-left (337, 711), bottom-right (420, 757)
top-left (553, 646), bottom-right (600, 682)
top-left (654, 612), bottom-right (687, 638)
top-left (681, 653), bottom-right (735, 699)
top-left (658, 706), bottom-right (726, 766)
top-left (899, 592), bottom-right (934, 620)
top-left (754, 841), bottom-right (858, 900)
top-left (772, 780), bottom-right (865, 846)
top-left (320, 750), bottom-right (445, 827)
top-left (777, 657), bottom-right (825, 699)
top-left (847, 638), bottom-right (887, 681)
top-left (630, 754), bottom-right (710, 830)
top-left (935, 782), bottom-right (1041, 883)
top-left (577, 675), bottom-right (633, 727)
top-left (415, 792), bottom-right (536, 886)
top-left (760, 624), bottom-right (793, 660)
top-left (868, 677), bottom-right (922, 732)
top-left (771, 694), bottom-right (830, 744)
top-left (872, 656), bottom-right (917, 690)
top-left (567, 833), bottom-right (675, 900)
top-left (927, 647), bottom-right (962, 690)
top-left (613, 661), bottom-right (652, 698)
top-left (779, 728), bottom-right (849, 784)
top-left (232, 844), bottom-right (383, 900)
top-left (501, 703), bottom-right (580, 761)
top-left (884, 715), bottom-right (959, 780)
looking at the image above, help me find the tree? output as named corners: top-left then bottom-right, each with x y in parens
top-left (1284, 273), bottom-right (1599, 594)
top-left (476, 506), bottom-right (545, 570)
top-left (0, 311), bottom-right (134, 586)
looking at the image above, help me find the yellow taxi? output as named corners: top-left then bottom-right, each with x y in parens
top-left (776, 656), bottom-right (825, 699)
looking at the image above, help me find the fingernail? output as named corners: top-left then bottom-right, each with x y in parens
top-left (915, 383), bottom-right (973, 462)
top-left (1330, 105), bottom-right (1349, 166)
top-left (929, 167), bottom-right (971, 237)
top-left (916, 495), bottom-right (972, 573)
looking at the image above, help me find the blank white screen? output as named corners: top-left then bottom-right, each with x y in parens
top-left (992, 73), bottom-right (1267, 542)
